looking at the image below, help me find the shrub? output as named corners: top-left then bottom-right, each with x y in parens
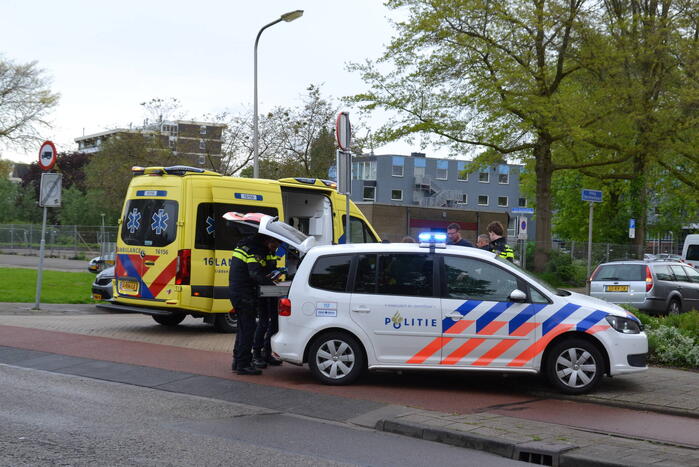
top-left (645, 325), bottom-right (699, 367)
top-left (539, 250), bottom-right (587, 287)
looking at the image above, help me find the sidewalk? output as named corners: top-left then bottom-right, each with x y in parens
top-left (1, 303), bottom-right (698, 466)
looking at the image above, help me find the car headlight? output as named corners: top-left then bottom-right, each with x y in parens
top-left (605, 315), bottom-right (642, 334)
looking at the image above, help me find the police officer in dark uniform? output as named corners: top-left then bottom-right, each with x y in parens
top-left (486, 221), bottom-right (515, 262)
top-left (252, 249), bottom-right (285, 369)
top-left (229, 233), bottom-right (280, 375)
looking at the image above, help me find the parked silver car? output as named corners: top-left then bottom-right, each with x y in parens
top-left (590, 261), bottom-right (699, 315)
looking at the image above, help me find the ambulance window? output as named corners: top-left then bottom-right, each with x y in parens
top-left (342, 216), bottom-right (378, 243)
top-left (377, 253), bottom-right (434, 297)
top-left (442, 256), bottom-right (519, 302)
top-left (354, 254), bottom-right (378, 294)
top-left (121, 199), bottom-right (178, 247)
top-left (309, 254), bottom-right (353, 292)
top-left (195, 203), bottom-right (278, 250)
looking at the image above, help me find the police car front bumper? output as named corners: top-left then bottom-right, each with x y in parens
top-left (605, 331), bottom-right (649, 375)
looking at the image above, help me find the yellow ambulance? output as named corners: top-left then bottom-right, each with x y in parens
top-left (105, 165), bottom-right (379, 332)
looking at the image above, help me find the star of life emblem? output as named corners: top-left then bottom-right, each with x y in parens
top-left (206, 216), bottom-right (215, 235)
top-left (151, 209), bottom-right (169, 235)
top-left (127, 208), bottom-right (141, 234)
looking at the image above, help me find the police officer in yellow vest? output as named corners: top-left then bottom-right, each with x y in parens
top-left (229, 233), bottom-right (280, 375)
top-left (487, 221), bottom-right (515, 262)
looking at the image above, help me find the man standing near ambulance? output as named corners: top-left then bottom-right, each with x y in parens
top-left (229, 233), bottom-right (281, 375)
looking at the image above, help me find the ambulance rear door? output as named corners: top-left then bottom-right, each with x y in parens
top-left (116, 184), bottom-right (182, 305)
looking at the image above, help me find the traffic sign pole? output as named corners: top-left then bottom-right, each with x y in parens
top-left (587, 201), bottom-right (594, 294)
top-left (581, 189), bottom-right (602, 295)
top-left (34, 141), bottom-right (60, 310)
top-left (34, 206), bottom-right (48, 310)
top-left (336, 112), bottom-right (352, 244)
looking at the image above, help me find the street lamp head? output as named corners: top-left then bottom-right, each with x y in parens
top-left (281, 10), bottom-right (304, 22)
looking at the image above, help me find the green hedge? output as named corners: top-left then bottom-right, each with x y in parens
top-left (633, 310), bottom-right (699, 369)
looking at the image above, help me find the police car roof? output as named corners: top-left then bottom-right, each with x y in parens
top-left (308, 242), bottom-right (497, 258)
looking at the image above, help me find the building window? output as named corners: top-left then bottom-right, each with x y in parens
top-left (199, 139), bottom-right (206, 150)
top-left (498, 165), bottom-right (509, 184)
top-left (200, 125), bottom-right (207, 135)
top-left (413, 157), bottom-right (426, 177)
top-left (460, 194), bottom-right (468, 204)
top-left (518, 197), bottom-right (527, 207)
top-left (457, 161), bottom-right (469, 181)
top-left (478, 195), bottom-right (488, 206)
top-left (392, 156), bottom-right (404, 177)
top-left (436, 160), bottom-right (448, 180)
top-left (479, 169), bottom-right (490, 183)
top-left (363, 186), bottom-right (376, 201)
top-left (353, 161), bottom-right (377, 180)
top-left (497, 196), bottom-right (508, 207)
top-left (391, 189), bottom-right (403, 201)
top-left (168, 137), bottom-right (176, 148)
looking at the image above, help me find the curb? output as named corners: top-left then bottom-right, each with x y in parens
top-left (376, 419), bottom-right (653, 467)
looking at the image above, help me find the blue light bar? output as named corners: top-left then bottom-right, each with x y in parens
top-left (418, 232), bottom-right (447, 248)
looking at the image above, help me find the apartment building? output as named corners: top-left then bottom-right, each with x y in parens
top-left (348, 152), bottom-right (530, 242)
top-left (75, 120), bottom-right (226, 164)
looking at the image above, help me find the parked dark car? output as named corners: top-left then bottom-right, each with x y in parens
top-left (92, 266), bottom-right (115, 301)
top-left (88, 253), bottom-right (115, 273)
top-left (590, 261), bottom-right (699, 315)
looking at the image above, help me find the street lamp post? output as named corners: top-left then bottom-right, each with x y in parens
top-left (253, 9), bottom-right (304, 179)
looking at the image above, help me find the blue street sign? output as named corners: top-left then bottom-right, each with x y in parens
top-left (629, 218), bottom-right (636, 229)
top-left (581, 189), bottom-right (603, 203)
top-left (511, 207), bottom-right (534, 214)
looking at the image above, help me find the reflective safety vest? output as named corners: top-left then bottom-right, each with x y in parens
top-left (498, 245), bottom-right (515, 262)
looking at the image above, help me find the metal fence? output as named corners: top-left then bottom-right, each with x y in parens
top-left (512, 239), bottom-right (682, 272)
top-left (0, 224), bottom-right (118, 259)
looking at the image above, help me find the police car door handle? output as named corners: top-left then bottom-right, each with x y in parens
top-left (351, 306), bottom-right (371, 313)
top-left (447, 311), bottom-right (463, 320)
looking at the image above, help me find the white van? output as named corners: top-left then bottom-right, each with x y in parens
top-left (682, 234), bottom-right (699, 269)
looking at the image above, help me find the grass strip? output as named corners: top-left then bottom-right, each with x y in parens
top-left (0, 267), bottom-right (95, 304)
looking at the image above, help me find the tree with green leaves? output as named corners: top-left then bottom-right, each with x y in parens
top-left (0, 57), bottom-right (59, 149)
top-left (573, 0), bottom-right (699, 252)
top-left (84, 133), bottom-right (183, 223)
top-left (349, 0), bottom-right (633, 271)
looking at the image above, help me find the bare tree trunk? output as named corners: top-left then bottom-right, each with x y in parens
top-left (533, 133), bottom-right (554, 272)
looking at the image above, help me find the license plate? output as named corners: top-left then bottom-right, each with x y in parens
top-left (118, 280), bottom-right (139, 295)
top-left (605, 285), bottom-right (629, 292)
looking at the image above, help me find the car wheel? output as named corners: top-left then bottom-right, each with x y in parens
top-left (667, 298), bottom-right (681, 315)
top-left (152, 313), bottom-right (186, 326)
top-left (545, 338), bottom-right (603, 395)
top-left (213, 312), bottom-right (238, 333)
top-left (308, 332), bottom-right (365, 385)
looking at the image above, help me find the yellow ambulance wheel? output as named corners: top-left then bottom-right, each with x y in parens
top-left (213, 312), bottom-right (238, 333)
top-left (152, 313), bottom-right (186, 327)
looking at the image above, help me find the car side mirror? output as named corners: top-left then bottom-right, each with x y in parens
top-left (509, 289), bottom-right (527, 303)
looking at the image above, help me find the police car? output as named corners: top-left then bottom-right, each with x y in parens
top-left (271, 232), bottom-right (648, 395)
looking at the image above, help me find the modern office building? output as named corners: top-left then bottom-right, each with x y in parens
top-left (348, 152), bottom-right (531, 242)
top-left (75, 119), bottom-right (226, 165)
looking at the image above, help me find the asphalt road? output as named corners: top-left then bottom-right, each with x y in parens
top-left (0, 254), bottom-right (89, 273)
top-left (0, 364), bottom-right (525, 467)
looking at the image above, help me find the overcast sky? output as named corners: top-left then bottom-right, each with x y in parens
top-left (1, 0), bottom-right (429, 164)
